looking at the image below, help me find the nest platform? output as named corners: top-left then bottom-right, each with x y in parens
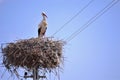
top-left (1, 37), bottom-right (64, 71)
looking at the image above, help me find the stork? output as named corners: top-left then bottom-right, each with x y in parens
top-left (38, 12), bottom-right (48, 38)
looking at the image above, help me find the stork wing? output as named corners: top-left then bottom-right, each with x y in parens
top-left (38, 27), bottom-right (42, 37)
top-left (42, 27), bottom-right (47, 35)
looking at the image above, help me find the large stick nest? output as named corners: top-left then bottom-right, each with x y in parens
top-left (1, 37), bottom-right (65, 71)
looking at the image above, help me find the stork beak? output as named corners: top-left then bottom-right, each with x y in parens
top-left (42, 12), bottom-right (48, 18)
top-left (44, 14), bottom-right (48, 18)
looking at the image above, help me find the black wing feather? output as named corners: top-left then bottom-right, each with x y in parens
top-left (38, 27), bottom-right (42, 37)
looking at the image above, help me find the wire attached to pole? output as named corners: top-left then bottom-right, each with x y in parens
top-left (65, 0), bottom-right (120, 42)
top-left (52, 0), bottom-right (94, 36)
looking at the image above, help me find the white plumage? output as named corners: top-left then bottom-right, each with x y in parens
top-left (38, 12), bottom-right (48, 38)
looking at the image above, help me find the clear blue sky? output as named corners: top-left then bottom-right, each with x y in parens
top-left (0, 0), bottom-right (120, 80)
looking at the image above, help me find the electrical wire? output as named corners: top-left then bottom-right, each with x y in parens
top-left (52, 0), bottom-right (94, 36)
top-left (65, 0), bottom-right (120, 42)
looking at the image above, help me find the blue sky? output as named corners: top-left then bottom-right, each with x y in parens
top-left (0, 0), bottom-right (120, 80)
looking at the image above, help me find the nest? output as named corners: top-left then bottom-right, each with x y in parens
top-left (1, 37), bottom-right (64, 72)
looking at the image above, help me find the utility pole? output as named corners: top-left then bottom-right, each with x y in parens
top-left (33, 67), bottom-right (39, 80)
top-left (24, 67), bottom-right (46, 80)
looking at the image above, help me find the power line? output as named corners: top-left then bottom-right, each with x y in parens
top-left (65, 0), bottom-right (120, 42)
top-left (52, 0), bottom-right (94, 36)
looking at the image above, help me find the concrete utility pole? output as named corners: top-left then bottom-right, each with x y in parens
top-left (33, 67), bottom-right (39, 80)
top-left (24, 67), bottom-right (46, 80)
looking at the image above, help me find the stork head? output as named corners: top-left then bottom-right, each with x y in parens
top-left (42, 12), bottom-right (48, 18)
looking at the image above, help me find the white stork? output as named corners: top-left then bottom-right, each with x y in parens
top-left (38, 12), bottom-right (48, 38)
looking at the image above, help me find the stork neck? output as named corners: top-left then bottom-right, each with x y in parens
top-left (43, 16), bottom-right (46, 20)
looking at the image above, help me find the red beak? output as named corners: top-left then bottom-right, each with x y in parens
top-left (42, 13), bottom-right (48, 18)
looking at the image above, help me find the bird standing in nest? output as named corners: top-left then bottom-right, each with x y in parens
top-left (38, 12), bottom-right (48, 38)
